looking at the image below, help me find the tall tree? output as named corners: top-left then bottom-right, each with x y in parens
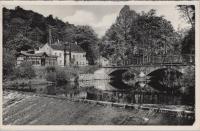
top-left (130, 9), bottom-right (176, 55)
top-left (177, 5), bottom-right (195, 54)
top-left (101, 6), bottom-right (178, 65)
top-left (177, 5), bottom-right (195, 27)
top-left (72, 25), bottom-right (99, 65)
top-left (101, 5), bottom-right (138, 65)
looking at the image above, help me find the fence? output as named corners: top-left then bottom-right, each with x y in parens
top-left (123, 54), bottom-right (194, 66)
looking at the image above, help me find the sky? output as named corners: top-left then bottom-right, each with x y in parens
top-left (5, 5), bottom-right (191, 38)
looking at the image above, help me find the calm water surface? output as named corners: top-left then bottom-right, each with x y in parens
top-left (29, 79), bottom-right (194, 105)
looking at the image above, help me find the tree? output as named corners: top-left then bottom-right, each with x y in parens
top-left (181, 28), bottom-right (195, 54)
top-left (130, 9), bottom-right (176, 55)
top-left (115, 5), bottom-right (137, 44)
top-left (14, 61), bottom-right (36, 79)
top-left (3, 6), bottom-right (68, 51)
top-left (3, 6), bottom-right (99, 65)
top-left (177, 5), bottom-right (195, 27)
top-left (68, 25), bottom-right (99, 65)
top-left (101, 6), bottom-right (178, 65)
top-left (177, 5), bottom-right (195, 55)
top-left (5, 34), bottom-right (36, 51)
top-left (3, 48), bottom-right (16, 79)
top-left (101, 5), bottom-right (138, 64)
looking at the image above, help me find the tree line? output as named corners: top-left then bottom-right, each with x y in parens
top-left (100, 5), bottom-right (195, 65)
top-left (3, 6), bottom-right (99, 65)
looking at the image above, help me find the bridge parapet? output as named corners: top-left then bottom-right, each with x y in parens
top-left (120, 54), bottom-right (194, 66)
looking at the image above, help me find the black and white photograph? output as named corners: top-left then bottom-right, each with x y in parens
top-left (1, 1), bottom-right (199, 128)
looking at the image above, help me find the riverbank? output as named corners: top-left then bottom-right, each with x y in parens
top-left (3, 78), bottom-right (55, 88)
top-left (3, 90), bottom-right (194, 125)
top-left (3, 65), bottom-right (99, 87)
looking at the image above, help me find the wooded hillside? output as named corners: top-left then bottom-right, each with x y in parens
top-left (3, 6), bottom-right (99, 65)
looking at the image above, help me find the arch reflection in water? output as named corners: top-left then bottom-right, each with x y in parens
top-left (32, 79), bottom-right (193, 105)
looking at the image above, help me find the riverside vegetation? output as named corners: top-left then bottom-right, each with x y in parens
top-left (3, 60), bottom-right (99, 90)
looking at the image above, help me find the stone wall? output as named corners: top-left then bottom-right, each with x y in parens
top-left (78, 73), bottom-right (94, 81)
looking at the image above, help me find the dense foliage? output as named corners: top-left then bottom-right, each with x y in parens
top-left (3, 6), bottom-right (99, 65)
top-left (3, 48), bottom-right (16, 79)
top-left (13, 62), bottom-right (36, 79)
top-left (100, 5), bottom-right (193, 65)
top-left (45, 66), bottom-right (78, 84)
top-left (177, 5), bottom-right (195, 54)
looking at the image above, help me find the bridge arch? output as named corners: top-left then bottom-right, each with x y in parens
top-left (94, 65), bottom-right (190, 80)
top-left (146, 67), bottom-right (184, 77)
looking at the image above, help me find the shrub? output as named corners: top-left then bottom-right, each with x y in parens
top-left (3, 48), bottom-right (16, 79)
top-left (56, 69), bottom-right (70, 84)
top-left (181, 66), bottom-right (195, 88)
top-left (13, 62), bottom-right (36, 79)
top-left (45, 67), bottom-right (70, 84)
top-left (45, 66), bottom-right (56, 73)
top-left (45, 72), bottom-right (56, 82)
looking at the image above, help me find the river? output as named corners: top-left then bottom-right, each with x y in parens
top-left (19, 79), bottom-right (194, 106)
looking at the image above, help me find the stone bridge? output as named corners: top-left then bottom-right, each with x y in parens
top-left (94, 64), bottom-right (192, 80)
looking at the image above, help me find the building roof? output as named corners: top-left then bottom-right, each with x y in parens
top-left (47, 41), bottom-right (85, 53)
top-left (18, 51), bottom-right (57, 58)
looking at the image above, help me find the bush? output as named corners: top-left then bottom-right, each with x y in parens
top-left (181, 66), bottom-right (195, 88)
top-left (13, 62), bottom-right (36, 79)
top-left (45, 66), bottom-right (56, 73)
top-left (45, 72), bottom-right (56, 82)
top-left (56, 69), bottom-right (70, 84)
top-left (45, 67), bottom-right (71, 84)
top-left (3, 48), bottom-right (16, 79)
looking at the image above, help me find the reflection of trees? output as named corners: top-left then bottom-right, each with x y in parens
top-left (159, 69), bottom-right (182, 90)
top-left (148, 68), bottom-right (183, 92)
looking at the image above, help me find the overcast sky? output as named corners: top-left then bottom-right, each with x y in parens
top-left (5, 5), bottom-right (190, 38)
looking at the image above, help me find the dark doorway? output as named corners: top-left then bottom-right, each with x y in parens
top-left (41, 58), bottom-right (45, 66)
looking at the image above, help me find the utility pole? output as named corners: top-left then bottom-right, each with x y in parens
top-left (48, 26), bottom-right (52, 45)
top-left (63, 42), bottom-right (72, 67)
top-left (64, 42), bottom-right (67, 66)
top-left (98, 42), bottom-right (100, 67)
top-left (69, 42), bottom-right (72, 66)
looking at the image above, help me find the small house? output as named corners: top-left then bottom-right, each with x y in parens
top-left (16, 51), bottom-right (57, 66)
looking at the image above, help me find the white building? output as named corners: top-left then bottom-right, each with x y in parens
top-left (35, 42), bottom-right (88, 66)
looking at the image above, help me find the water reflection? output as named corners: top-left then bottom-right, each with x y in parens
top-left (31, 79), bottom-right (194, 106)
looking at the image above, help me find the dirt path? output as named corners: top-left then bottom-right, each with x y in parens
top-left (3, 90), bottom-right (193, 125)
